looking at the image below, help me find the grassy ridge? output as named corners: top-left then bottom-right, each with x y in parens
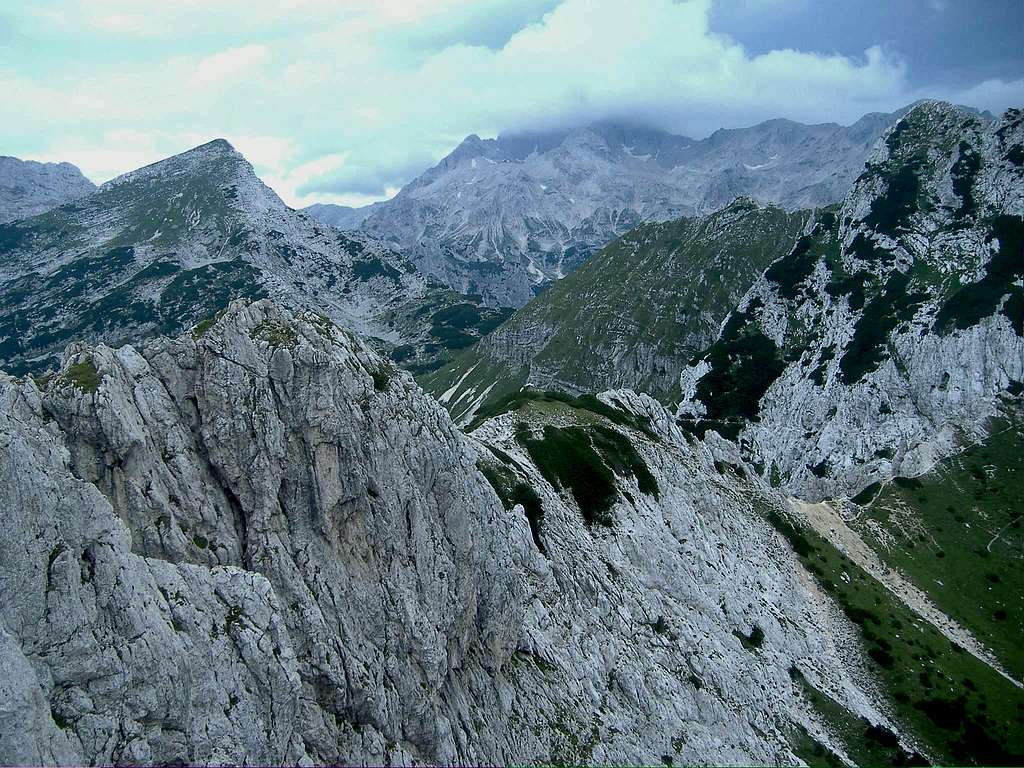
top-left (850, 410), bottom-right (1024, 680)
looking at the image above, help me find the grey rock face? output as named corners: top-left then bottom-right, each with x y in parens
top-left (311, 111), bottom-right (907, 307)
top-left (678, 102), bottom-right (1024, 499)
top-left (0, 156), bottom-right (96, 224)
top-left (0, 300), bottom-right (906, 765)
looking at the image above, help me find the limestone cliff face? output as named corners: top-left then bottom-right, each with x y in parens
top-left (1, 301), bottom-right (904, 765)
top-left (0, 301), bottom-right (528, 764)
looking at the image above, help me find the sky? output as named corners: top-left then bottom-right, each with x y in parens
top-left (1, 0), bottom-right (1022, 208)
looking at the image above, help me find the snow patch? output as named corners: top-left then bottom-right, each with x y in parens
top-left (439, 363), bottom-right (478, 404)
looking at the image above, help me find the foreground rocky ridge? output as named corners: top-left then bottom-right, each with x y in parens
top-left (0, 300), bottom-right (959, 766)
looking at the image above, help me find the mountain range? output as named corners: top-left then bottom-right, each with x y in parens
top-left (309, 109), bottom-right (910, 306)
top-left (0, 100), bottom-right (1022, 767)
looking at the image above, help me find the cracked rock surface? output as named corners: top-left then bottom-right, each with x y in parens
top-left (2, 300), bottom-right (904, 765)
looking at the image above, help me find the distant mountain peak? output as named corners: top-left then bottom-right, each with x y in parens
top-left (201, 137), bottom-right (237, 152)
top-left (102, 138), bottom-right (249, 189)
top-left (0, 155), bottom-right (96, 223)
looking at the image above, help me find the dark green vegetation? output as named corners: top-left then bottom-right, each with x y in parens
top-left (934, 215), bottom-right (1024, 336)
top-left (951, 141), bottom-right (981, 220)
top-left (57, 360), bottom-right (101, 393)
top-left (518, 423), bottom-right (657, 527)
top-left (0, 255), bottom-right (269, 377)
top-left (863, 159), bottom-right (924, 236)
top-left (764, 235), bottom-right (817, 300)
top-left (681, 301), bottom-right (786, 440)
top-left (250, 319), bottom-right (299, 348)
top-left (850, 410), bottom-right (1024, 680)
top-left (860, 116), bottom-right (929, 237)
top-left (789, 666), bottom-right (926, 767)
top-left (767, 506), bottom-right (1024, 766)
top-left (785, 722), bottom-right (845, 768)
top-left (477, 452), bottom-right (546, 554)
top-left (392, 298), bottom-right (513, 375)
top-left (825, 261), bottom-right (869, 312)
top-left (159, 261), bottom-right (267, 335)
top-left (426, 302), bottom-right (512, 351)
top-left (467, 388), bottom-right (656, 438)
top-left (839, 270), bottom-right (927, 384)
top-left (352, 257), bottom-right (400, 282)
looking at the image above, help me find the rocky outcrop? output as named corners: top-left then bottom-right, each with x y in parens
top-left (1, 300), bottom-right (911, 765)
top-left (0, 156), bottom-right (95, 224)
top-left (677, 102), bottom-right (1024, 499)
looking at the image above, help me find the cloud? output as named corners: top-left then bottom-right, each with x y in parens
top-left (189, 45), bottom-right (268, 90)
top-left (94, 13), bottom-right (158, 35)
top-left (2, 0), bottom-right (1021, 207)
top-left (941, 77), bottom-right (1024, 115)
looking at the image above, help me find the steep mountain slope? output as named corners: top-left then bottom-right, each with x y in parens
top-left (845, 403), bottom-right (1024, 681)
top-left (0, 156), bottom-right (96, 224)
top-left (309, 110), bottom-right (905, 306)
top-left (422, 199), bottom-right (811, 421)
top-left (0, 140), bottom-right (506, 376)
top-left (677, 101), bottom-right (1024, 500)
top-left (4, 300), bottom-right (1020, 766)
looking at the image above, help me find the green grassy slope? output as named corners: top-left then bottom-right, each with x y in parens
top-left (423, 199), bottom-right (810, 419)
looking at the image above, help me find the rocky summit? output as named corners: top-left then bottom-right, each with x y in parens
top-left (677, 101), bottom-right (1024, 500)
top-left (309, 110), bottom-right (907, 307)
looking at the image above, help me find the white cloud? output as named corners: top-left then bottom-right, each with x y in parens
top-left (939, 77), bottom-right (1024, 115)
top-left (4, 0), bottom-right (1022, 207)
top-left (189, 45), bottom-right (268, 90)
top-left (94, 13), bottom-right (157, 35)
